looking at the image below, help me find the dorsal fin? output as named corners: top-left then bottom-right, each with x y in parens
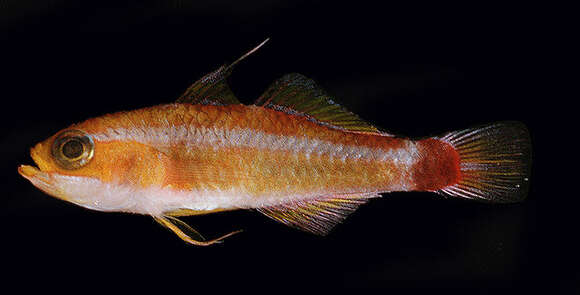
top-left (254, 73), bottom-right (380, 133)
top-left (176, 39), bottom-right (269, 106)
top-left (257, 193), bottom-right (380, 236)
top-left (176, 64), bottom-right (240, 105)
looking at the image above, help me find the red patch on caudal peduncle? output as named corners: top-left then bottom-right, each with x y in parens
top-left (413, 138), bottom-right (461, 191)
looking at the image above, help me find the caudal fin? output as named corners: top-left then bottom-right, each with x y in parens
top-left (437, 121), bottom-right (532, 203)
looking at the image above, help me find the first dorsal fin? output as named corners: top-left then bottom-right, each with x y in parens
top-left (257, 193), bottom-right (380, 236)
top-left (176, 64), bottom-right (240, 105)
top-left (176, 39), bottom-right (269, 106)
top-left (254, 73), bottom-right (380, 133)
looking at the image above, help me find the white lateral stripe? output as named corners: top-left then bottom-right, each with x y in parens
top-left (91, 126), bottom-right (418, 163)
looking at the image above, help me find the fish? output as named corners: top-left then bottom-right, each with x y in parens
top-left (18, 39), bottom-right (532, 246)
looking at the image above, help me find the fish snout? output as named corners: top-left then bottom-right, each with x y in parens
top-left (18, 164), bottom-right (44, 179)
top-left (18, 164), bottom-right (64, 201)
top-left (29, 142), bottom-right (53, 173)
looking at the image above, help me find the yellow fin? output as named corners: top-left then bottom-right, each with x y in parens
top-left (153, 215), bottom-right (242, 246)
top-left (257, 193), bottom-right (380, 236)
top-left (254, 73), bottom-right (381, 133)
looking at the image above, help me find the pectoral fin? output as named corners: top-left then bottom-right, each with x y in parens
top-left (153, 215), bottom-right (242, 246)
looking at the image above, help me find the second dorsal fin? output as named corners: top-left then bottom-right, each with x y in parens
top-left (254, 73), bottom-right (380, 133)
top-left (176, 39), bottom-right (269, 106)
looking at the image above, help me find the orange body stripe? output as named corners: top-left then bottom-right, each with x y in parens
top-left (80, 104), bottom-right (403, 146)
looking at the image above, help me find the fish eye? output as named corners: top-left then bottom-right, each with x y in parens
top-left (61, 138), bottom-right (84, 159)
top-left (51, 130), bottom-right (94, 170)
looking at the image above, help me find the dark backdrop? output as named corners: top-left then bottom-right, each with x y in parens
top-left (1, 1), bottom-right (567, 293)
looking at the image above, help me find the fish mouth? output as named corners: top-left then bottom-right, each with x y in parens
top-left (18, 164), bottom-right (44, 178)
top-left (18, 164), bottom-right (48, 182)
top-left (18, 164), bottom-right (63, 200)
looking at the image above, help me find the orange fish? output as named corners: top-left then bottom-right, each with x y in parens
top-left (18, 40), bottom-right (532, 245)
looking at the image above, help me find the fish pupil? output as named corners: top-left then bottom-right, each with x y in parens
top-left (62, 139), bottom-right (84, 159)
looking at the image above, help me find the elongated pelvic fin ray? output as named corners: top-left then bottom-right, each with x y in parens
top-left (154, 215), bottom-right (242, 246)
top-left (177, 38), bottom-right (269, 106)
top-left (255, 73), bottom-right (383, 133)
top-left (257, 193), bottom-right (380, 235)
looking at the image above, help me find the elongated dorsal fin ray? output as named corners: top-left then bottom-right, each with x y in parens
top-left (257, 193), bottom-right (380, 236)
top-left (254, 73), bottom-right (381, 133)
top-left (176, 38), bottom-right (270, 106)
top-left (176, 65), bottom-right (240, 106)
top-left (154, 215), bottom-right (242, 246)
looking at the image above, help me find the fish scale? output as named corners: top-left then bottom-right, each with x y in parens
top-left (85, 104), bottom-right (415, 196)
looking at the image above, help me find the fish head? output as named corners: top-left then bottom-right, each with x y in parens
top-left (19, 108), bottom-right (170, 214)
top-left (19, 128), bottom-right (103, 206)
top-left (18, 123), bottom-right (154, 212)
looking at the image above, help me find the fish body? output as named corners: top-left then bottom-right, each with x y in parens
top-left (30, 103), bottom-right (454, 215)
top-left (19, 40), bottom-right (532, 245)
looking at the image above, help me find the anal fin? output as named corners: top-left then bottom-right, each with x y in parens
top-left (257, 193), bottom-right (380, 236)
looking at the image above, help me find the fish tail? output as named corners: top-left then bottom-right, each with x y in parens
top-left (414, 121), bottom-right (532, 203)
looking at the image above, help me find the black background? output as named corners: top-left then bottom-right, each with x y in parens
top-left (0, 1), bottom-right (569, 293)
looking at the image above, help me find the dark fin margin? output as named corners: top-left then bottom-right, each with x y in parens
top-left (436, 121), bottom-right (532, 203)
